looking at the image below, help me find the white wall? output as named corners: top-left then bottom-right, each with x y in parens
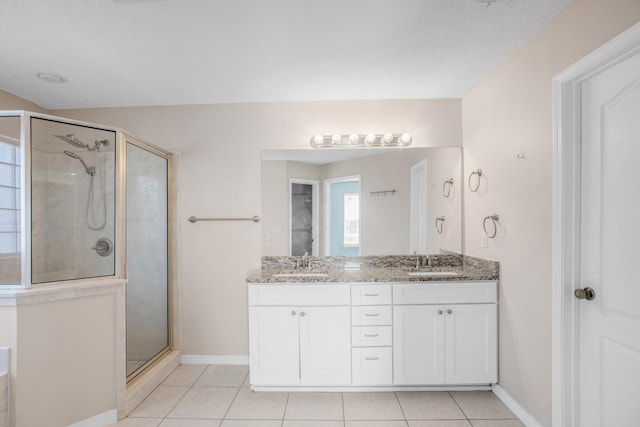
top-left (461, 0), bottom-right (640, 425)
top-left (55, 99), bottom-right (462, 358)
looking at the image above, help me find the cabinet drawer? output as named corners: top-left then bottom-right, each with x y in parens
top-left (352, 347), bottom-right (393, 385)
top-left (351, 284), bottom-right (392, 305)
top-left (352, 326), bottom-right (392, 347)
top-left (393, 281), bottom-right (497, 304)
top-left (351, 305), bottom-right (392, 326)
top-left (249, 284), bottom-right (350, 306)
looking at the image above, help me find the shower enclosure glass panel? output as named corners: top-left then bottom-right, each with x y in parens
top-left (126, 141), bottom-right (170, 379)
top-left (0, 116), bottom-right (21, 285)
top-left (30, 117), bottom-right (116, 284)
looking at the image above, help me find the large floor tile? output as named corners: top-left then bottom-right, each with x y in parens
top-left (345, 421), bottom-right (409, 427)
top-left (225, 388), bottom-right (289, 419)
top-left (109, 418), bottom-right (163, 427)
top-left (195, 365), bottom-right (249, 387)
top-left (283, 421), bottom-right (345, 427)
top-left (160, 420), bottom-right (221, 427)
top-left (163, 365), bottom-right (208, 387)
top-left (220, 421), bottom-right (282, 427)
top-left (408, 421), bottom-right (472, 427)
top-left (450, 392), bottom-right (516, 420)
top-left (130, 386), bottom-right (190, 418)
top-left (343, 392), bottom-right (404, 420)
top-left (470, 420), bottom-right (525, 427)
top-left (284, 392), bottom-right (344, 420)
top-left (397, 392), bottom-right (465, 420)
top-left (167, 387), bottom-right (238, 419)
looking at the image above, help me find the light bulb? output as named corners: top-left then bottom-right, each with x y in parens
top-left (348, 134), bottom-right (359, 145)
top-left (331, 134), bottom-right (342, 145)
top-left (312, 134), bottom-right (324, 146)
top-left (382, 133), bottom-right (394, 145)
top-left (364, 133), bottom-right (376, 145)
top-left (399, 133), bottom-right (412, 145)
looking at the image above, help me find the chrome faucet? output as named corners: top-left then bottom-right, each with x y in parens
top-left (300, 251), bottom-right (311, 270)
top-left (416, 255), bottom-right (431, 268)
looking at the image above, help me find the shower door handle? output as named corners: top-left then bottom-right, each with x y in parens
top-left (92, 238), bottom-right (113, 257)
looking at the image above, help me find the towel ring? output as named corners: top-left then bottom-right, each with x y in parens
top-left (483, 214), bottom-right (499, 239)
top-left (442, 178), bottom-right (454, 198)
top-left (468, 169), bottom-right (482, 192)
top-left (435, 216), bottom-right (445, 234)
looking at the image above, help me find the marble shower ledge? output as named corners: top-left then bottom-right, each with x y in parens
top-left (249, 255), bottom-right (498, 284)
top-left (0, 279), bottom-right (126, 306)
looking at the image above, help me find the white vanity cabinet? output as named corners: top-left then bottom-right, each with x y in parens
top-left (392, 282), bottom-right (498, 385)
top-left (249, 285), bottom-right (351, 386)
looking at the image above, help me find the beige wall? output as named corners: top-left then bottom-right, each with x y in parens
top-left (461, 0), bottom-right (640, 425)
top-left (0, 90), bottom-right (47, 113)
top-left (55, 99), bottom-right (462, 357)
top-left (0, 308), bottom-right (17, 427)
top-left (16, 293), bottom-right (118, 427)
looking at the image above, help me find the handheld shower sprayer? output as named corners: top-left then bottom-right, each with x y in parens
top-left (64, 151), bottom-right (95, 176)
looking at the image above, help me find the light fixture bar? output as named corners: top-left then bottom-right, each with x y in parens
top-left (310, 132), bottom-right (412, 148)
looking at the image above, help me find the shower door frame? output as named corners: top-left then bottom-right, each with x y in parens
top-left (122, 133), bottom-right (174, 382)
top-left (0, 110), bottom-right (127, 289)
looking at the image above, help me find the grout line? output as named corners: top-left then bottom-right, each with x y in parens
top-left (449, 391), bottom-right (471, 421)
top-left (221, 385), bottom-right (244, 421)
top-left (394, 391), bottom-right (409, 426)
top-left (282, 392), bottom-right (291, 427)
top-left (341, 392), bottom-right (346, 427)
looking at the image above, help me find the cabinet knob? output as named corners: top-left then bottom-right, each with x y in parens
top-left (438, 310), bottom-right (443, 315)
top-left (300, 311), bottom-right (306, 317)
top-left (291, 310), bottom-right (296, 316)
top-left (447, 309), bottom-right (452, 314)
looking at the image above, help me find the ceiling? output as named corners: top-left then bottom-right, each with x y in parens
top-left (0, 0), bottom-right (572, 110)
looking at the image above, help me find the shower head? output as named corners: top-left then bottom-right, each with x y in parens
top-left (64, 150), bottom-right (95, 176)
top-left (55, 134), bottom-right (90, 150)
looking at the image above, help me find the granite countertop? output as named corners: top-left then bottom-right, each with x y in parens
top-left (247, 265), bottom-right (497, 284)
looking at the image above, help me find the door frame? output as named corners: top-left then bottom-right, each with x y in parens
top-left (323, 175), bottom-right (361, 256)
top-left (410, 159), bottom-right (428, 254)
top-left (289, 178), bottom-right (319, 256)
top-left (552, 21), bottom-right (640, 427)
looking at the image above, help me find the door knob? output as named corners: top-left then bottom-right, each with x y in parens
top-left (575, 287), bottom-right (596, 301)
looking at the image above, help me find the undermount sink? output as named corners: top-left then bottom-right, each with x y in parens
top-left (406, 271), bottom-right (458, 276)
top-left (273, 272), bottom-right (329, 278)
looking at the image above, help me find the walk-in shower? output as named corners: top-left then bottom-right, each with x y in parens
top-left (0, 111), bottom-right (174, 409)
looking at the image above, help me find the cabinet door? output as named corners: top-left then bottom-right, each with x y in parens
top-left (393, 305), bottom-right (445, 385)
top-left (299, 306), bottom-right (351, 385)
top-left (445, 304), bottom-right (497, 384)
top-left (249, 306), bottom-right (300, 385)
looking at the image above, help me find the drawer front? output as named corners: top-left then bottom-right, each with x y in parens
top-left (351, 305), bottom-right (392, 326)
top-left (352, 347), bottom-right (393, 385)
top-left (249, 284), bottom-right (350, 306)
top-left (351, 326), bottom-right (392, 347)
top-left (351, 284), bottom-right (392, 305)
top-left (393, 281), bottom-right (497, 304)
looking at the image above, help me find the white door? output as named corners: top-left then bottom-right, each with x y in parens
top-left (444, 304), bottom-right (497, 385)
top-left (299, 306), bottom-right (351, 385)
top-left (578, 50), bottom-right (640, 426)
top-left (393, 304), bottom-right (444, 384)
top-left (249, 307), bottom-right (300, 385)
top-left (410, 160), bottom-right (427, 254)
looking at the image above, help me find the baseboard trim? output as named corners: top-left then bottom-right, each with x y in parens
top-left (68, 409), bottom-right (117, 427)
top-left (491, 384), bottom-right (543, 427)
top-left (181, 354), bottom-right (249, 365)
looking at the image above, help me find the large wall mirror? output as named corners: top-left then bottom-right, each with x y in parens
top-left (262, 147), bottom-right (462, 256)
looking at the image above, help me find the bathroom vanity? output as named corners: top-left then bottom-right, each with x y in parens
top-left (247, 255), bottom-right (499, 391)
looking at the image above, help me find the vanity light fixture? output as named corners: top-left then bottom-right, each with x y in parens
top-left (310, 132), bottom-right (412, 148)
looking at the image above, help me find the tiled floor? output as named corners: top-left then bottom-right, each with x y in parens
top-left (111, 365), bottom-right (524, 427)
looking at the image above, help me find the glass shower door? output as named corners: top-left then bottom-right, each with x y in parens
top-left (125, 140), bottom-right (171, 379)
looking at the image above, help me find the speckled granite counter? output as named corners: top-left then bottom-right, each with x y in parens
top-left (247, 254), bottom-right (498, 283)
